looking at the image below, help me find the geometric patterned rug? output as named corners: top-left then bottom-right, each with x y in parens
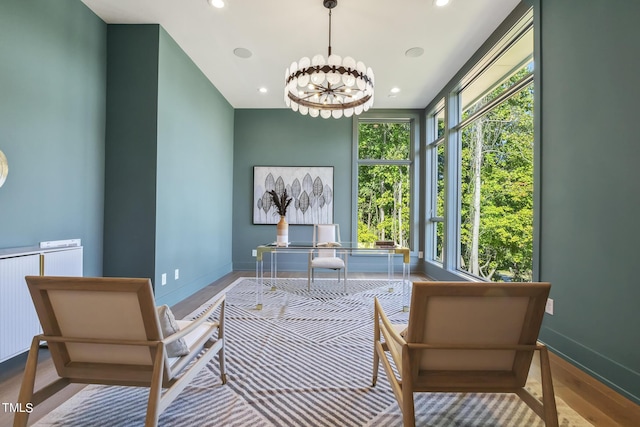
top-left (34, 278), bottom-right (592, 426)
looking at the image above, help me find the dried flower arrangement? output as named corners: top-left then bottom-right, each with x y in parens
top-left (268, 189), bottom-right (292, 217)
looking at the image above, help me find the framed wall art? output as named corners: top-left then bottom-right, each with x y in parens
top-left (253, 166), bottom-right (334, 225)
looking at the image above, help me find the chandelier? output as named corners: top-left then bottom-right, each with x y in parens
top-left (284, 0), bottom-right (375, 119)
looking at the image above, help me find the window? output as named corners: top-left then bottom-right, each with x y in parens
top-left (357, 120), bottom-right (412, 248)
top-left (459, 72), bottom-right (534, 281)
top-left (427, 101), bottom-right (445, 263)
top-left (425, 7), bottom-right (533, 282)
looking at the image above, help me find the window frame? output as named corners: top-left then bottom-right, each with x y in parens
top-left (352, 111), bottom-right (421, 252)
top-left (426, 100), bottom-right (445, 263)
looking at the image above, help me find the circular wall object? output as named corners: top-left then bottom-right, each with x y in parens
top-left (0, 150), bottom-right (7, 188)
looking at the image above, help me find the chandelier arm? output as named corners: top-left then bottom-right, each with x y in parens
top-left (299, 92), bottom-right (321, 101)
top-left (305, 83), bottom-right (322, 91)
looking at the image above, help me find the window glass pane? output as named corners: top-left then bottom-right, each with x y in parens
top-left (436, 107), bottom-right (445, 139)
top-left (428, 100), bottom-right (445, 263)
top-left (430, 143), bottom-right (444, 263)
top-left (459, 82), bottom-right (534, 282)
top-left (358, 122), bottom-right (410, 160)
top-left (436, 143), bottom-right (445, 217)
top-left (435, 221), bottom-right (444, 263)
top-left (357, 164), bottom-right (410, 247)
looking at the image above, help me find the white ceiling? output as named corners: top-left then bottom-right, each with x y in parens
top-left (80, 0), bottom-right (520, 110)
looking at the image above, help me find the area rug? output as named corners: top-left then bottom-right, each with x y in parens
top-left (34, 278), bottom-right (592, 426)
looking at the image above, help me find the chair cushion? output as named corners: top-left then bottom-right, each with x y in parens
top-left (156, 305), bottom-right (190, 357)
top-left (311, 257), bottom-right (345, 269)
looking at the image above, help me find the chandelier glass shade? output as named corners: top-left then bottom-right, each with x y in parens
top-left (284, 1), bottom-right (374, 119)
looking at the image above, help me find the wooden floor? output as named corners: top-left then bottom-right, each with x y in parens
top-left (1, 271), bottom-right (638, 426)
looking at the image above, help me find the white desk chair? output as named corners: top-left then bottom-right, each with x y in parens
top-left (308, 224), bottom-right (347, 290)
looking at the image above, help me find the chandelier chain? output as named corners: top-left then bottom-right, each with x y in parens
top-left (328, 9), bottom-right (332, 57)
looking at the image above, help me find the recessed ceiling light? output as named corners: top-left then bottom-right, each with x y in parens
top-left (233, 47), bottom-right (252, 59)
top-left (390, 87), bottom-right (401, 94)
top-left (405, 47), bottom-right (424, 58)
top-left (258, 87), bottom-right (268, 94)
top-left (208, 0), bottom-right (225, 8)
top-left (434, 0), bottom-right (450, 6)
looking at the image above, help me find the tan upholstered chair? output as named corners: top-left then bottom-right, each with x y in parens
top-left (373, 281), bottom-right (558, 427)
top-left (15, 276), bottom-right (226, 427)
top-left (308, 223), bottom-right (347, 290)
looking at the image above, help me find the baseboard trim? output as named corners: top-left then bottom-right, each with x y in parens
top-left (549, 351), bottom-right (640, 426)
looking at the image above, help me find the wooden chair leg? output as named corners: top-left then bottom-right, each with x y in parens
top-left (13, 337), bottom-right (41, 427)
top-left (539, 346), bottom-right (559, 427)
top-left (402, 395), bottom-right (416, 427)
top-left (218, 345), bottom-right (227, 384)
top-left (372, 305), bottom-right (380, 386)
top-left (144, 345), bottom-right (165, 427)
top-left (401, 347), bottom-right (416, 427)
top-left (218, 335), bottom-right (227, 384)
top-left (372, 350), bottom-right (380, 386)
top-left (218, 302), bottom-right (227, 384)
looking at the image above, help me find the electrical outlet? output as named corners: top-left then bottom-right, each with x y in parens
top-left (545, 298), bottom-right (554, 315)
top-left (418, 251), bottom-right (424, 259)
top-left (252, 249), bottom-right (257, 257)
top-left (174, 269), bottom-right (179, 280)
top-left (161, 273), bottom-right (167, 286)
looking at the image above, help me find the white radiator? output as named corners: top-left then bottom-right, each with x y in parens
top-left (0, 254), bottom-right (41, 362)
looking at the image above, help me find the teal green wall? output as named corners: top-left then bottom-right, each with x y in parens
top-left (0, 0), bottom-right (106, 275)
top-left (155, 29), bottom-right (234, 304)
top-left (103, 25), bottom-right (159, 281)
top-left (232, 109), bottom-right (420, 273)
top-left (537, 0), bottom-right (640, 403)
top-left (232, 110), bottom-right (353, 270)
top-left (103, 25), bottom-right (234, 306)
top-left (0, 4), bottom-right (233, 306)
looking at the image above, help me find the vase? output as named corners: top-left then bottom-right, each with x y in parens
top-left (276, 216), bottom-right (288, 246)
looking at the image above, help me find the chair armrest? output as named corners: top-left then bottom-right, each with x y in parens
top-left (374, 297), bottom-right (406, 347)
top-left (163, 295), bottom-right (225, 345)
